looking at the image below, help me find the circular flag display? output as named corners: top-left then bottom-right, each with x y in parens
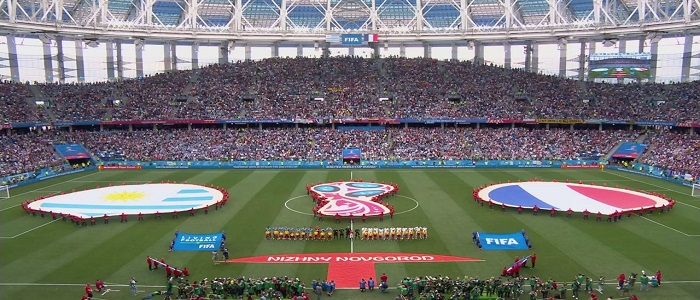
top-left (28, 184), bottom-right (223, 218)
top-left (310, 182), bottom-right (396, 216)
top-left (478, 182), bottom-right (669, 214)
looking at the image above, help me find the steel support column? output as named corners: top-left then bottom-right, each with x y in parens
top-left (558, 42), bottom-right (567, 78)
top-left (399, 44), bottom-right (406, 57)
top-left (348, 46), bottom-right (354, 56)
top-left (170, 42), bottom-right (177, 71)
top-left (371, 42), bottom-right (380, 59)
top-left (244, 44), bottom-right (251, 60)
top-left (164, 42), bottom-right (172, 71)
top-left (135, 40), bottom-right (144, 78)
top-left (191, 42), bottom-right (199, 69)
top-left (42, 41), bottom-right (53, 82)
top-left (578, 42), bottom-right (586, 81)
top-left (6, 35), bottom-right (20, 81)
top-left (106, 40), bottom-right (115, 80)
top-left (531, 42), bottom-right (539, 73)
top-left (297, 44), bottom-right (303, 57)
top-left (423, 42), bottom-right (431, 58)
top-left (524, 42), bottom-right (532, 72)
top-left (474, 42), bottom-right (484, 65)
top-left (272, 42), bottom-right (279, 58)
top-left (650, 40), bottom-right (659, 82)
top-left (75, 40), bottom-right (85, 82)
top-left (116, 40), bottom-right (124, 79)
top-left (451, 43), bottom-right (458, 61)
top-left (219, 41), bottom-right (229, 64)
top-left (680, 35), bottom-right (693, 82)
top-left (55, 36), bottom-right (65, 83)
top-left (504, 42), bottom-right (511, 69)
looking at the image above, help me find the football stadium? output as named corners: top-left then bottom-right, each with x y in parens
top-left (1, 1), bottom-right (700, 300)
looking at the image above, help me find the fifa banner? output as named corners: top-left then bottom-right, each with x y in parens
top-left (477, 232), bottom-right (529, 250)
top-left (173, 232), bottom-right (223, 251)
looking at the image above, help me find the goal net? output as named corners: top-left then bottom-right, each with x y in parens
top-left (693, 184), bottom-right (700, 198)
top-left (0, 185), bottom-right (9, 199)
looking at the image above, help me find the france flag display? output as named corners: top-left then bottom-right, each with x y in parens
top-left (478, 182), bottom-right (669, 215)
top-left (477, 232), bottom-right (529, 250)
top-left (173, 232), bottom-right (224, 251)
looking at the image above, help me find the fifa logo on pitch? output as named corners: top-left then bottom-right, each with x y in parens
top-left (485, 238), bottom-right (519, 245)
top-left (198, 244), bottom-right (216, 249)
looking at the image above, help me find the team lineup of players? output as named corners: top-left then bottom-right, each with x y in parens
top-left (265, 226), bottom-right (428, 240)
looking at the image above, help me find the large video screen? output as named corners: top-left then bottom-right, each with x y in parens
top-left (588, 52), bottom-right (652, 79)
top-left (342, 148), bottom-right (362, 164)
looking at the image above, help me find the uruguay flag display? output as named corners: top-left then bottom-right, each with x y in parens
top-left (173, 232), bottom-right (224, 251)
top-left (27, 183), bottom-right (224, 218)
top-left (479, 182), bottom-right (668, 215)
top-left (477, 232), bottom-right (529, 250)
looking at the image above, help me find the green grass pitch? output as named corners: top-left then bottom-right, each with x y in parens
top-left (1, 168), bottom-right (698, 300)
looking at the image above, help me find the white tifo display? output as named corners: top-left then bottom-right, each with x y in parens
top-left (0, 185), bottom-right (9, 199)
top-left (692, 184), bottom-right (700, 198)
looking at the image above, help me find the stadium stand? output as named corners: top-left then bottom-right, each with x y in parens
top-left (1, 57), bottom-right (698, 121)
top-left (0, 58), bottom-right (698, 185)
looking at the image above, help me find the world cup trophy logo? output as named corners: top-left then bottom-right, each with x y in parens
top-left (310, 182), bottom-right (395, 216)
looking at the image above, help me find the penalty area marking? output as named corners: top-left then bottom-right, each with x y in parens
top-left (603, 170), bottom-right (700, 210)
top-left (283, 195), bottom-right (420, 216)
top-left (0, 171), bottom-right (100, 202)
top-left (639, 216), bottom-right (700, 237)
top-left (0, 219), bottom-right (60, 239)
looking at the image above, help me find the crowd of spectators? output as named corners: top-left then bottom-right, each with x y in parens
top-left (2, 127), bottom-right (697, 184)
top-left (2, 57), bottom-right (699, 122)
top-left (638, 132), bottom-right (700, 177)
top-left (0, 81), bottom-right (46, 123)
top-left (0, 132), bottom-right (65, 179)
top-left (55, 127), bottom-right (637, 162)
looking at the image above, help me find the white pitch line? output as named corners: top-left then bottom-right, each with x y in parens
top-left (0, 283), bottom-right (165, 288)
top-left (640, 216), bottom-right (700, 237)
top-left (350, 219), bottom-right (354, 254)
top-left (604, 170), bottom-right (700, 210)
top-left (69, 180), bottom-right (151, 183)
top-left (2, 172), bottom-right (98, 200)
top-left (0, 172), bottom-right (103, 212)
top-left (0, 219), bottom-right (59, 239)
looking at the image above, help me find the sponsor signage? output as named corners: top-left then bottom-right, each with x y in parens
top-left (100, 119), bottom-right (218, 125)
top-left (535, 119), bottom-right (585, 124)
top-left (174, 232), bottom-right (224, 251)
top-left (561, 164), bottom-right (602, 169)
top-left (99, 165), bottom-right (142, 170)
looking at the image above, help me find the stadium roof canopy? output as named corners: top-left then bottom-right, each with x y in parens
top-left (0, 0), bottom-right (698, 42)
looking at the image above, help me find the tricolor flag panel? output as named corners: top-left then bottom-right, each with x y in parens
top-left (365, 34), bottom-right (379, 42)
top-left (481, 182), bottom-right (668, 215)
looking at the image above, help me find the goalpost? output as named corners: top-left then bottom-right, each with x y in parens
top-left (0, 185), bottom-right (9, 199)
top-left (693, 184), bottom-right (700, 198)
